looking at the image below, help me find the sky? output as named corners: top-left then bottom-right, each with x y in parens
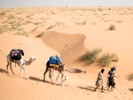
top-left (0, 0), bottom-right (133, 8)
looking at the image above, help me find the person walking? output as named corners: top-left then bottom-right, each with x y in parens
top-left (94, 69), bottom-right (105, 92)
top-left (107, 67), bottom-right (116, 90)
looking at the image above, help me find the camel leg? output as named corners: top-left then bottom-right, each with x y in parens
top-left (9, 63), bottom-right (15, 75)
top-left (43, 68), bottom-right (48, 82)
top-left (20, 66), bottom-right (28, 79)
top-left (51, 66), bottom-right (55, 78)
top-left (6, 62), bottom-right (9, 73)
top-left (23, 67), bottom-right (29, 79)
top-left (6, 60), bottom-right (13, 74)
top-left (20, 67), bottom-right (23, 78)
top-left (21, 66), bottom-right (28, 79)
top-left (49, 68), bottom-right (54, 84)
top-left (61, 71), bottom-right (67, 86)
top-left (55, 72), bottom-right (60, 82)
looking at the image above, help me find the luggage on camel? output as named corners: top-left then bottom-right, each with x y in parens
top-left (9, 49), bottom-right (24, 61)
top-left (49, 55), bottom-right (63, 64)
top-left (55, 55), bottom-right (63, 64)
top-left (17, 49), bottom-right (24, 56)
top-left (49, 55), bottom-right (63, 69)
top-left (49, 56), bottom-right (56, 64)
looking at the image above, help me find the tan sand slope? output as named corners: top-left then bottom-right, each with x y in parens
top-left (41, 31), bottom-right (86, 65)
top-left (0, 33), bottom-right (132, 100)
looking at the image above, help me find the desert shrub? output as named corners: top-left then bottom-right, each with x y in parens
top-left (7, 14), bottom-right (15, 20)
top-left (78, 48), bottom-right (102, 64)
top-left (81, 21), bottom-right (87, 25)
top-left (34, 22), bottom-right (41, 25)
top-left (128, 74), bottom-right (133, 81)
top-left (36, 32), bottom-right (45, 37)
top-left (11, 23), bottom-right (21, 30)
top-left (0, 11), bottom-right (6, 16)
top-left (110, 53), bottom-right (119, 62)
top-left (98, 53), bottom-right (111, 67)
top-left (15, 29), bottom-right (29, 36)
top-left (109, 24), bottom-right (115, 30)
top-left (46, 25), bottom-right (55, 30)
top-left (98, 53), bottom-right (118, 67)
top-left (75, 21), bottom-right (87, 25)
top-left (0, 25), bottom-right (9, 34)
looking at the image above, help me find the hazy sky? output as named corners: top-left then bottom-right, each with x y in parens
top-left (0, 0), bottom-right (133, 8)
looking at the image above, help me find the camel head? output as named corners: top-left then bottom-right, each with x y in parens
top-left (30, 56), bottom-right (36, 61)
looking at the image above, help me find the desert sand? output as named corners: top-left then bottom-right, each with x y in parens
top-left (0, 6), bottom-right (133, 100)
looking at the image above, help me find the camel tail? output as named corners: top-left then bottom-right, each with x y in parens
top-left (64, 66), bottom-right (87, 73)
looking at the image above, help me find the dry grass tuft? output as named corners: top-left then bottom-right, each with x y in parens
top-left (78, 48), bottom-right (102, 64)
top-left (109, 24), bottom-right (115, 30)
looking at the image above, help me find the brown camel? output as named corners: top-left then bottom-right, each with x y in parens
top-left (43, 60), bottom-right (86, 86)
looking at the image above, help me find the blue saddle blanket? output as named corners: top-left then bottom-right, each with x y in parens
top-left (49, 56), bottom-right (62, 64)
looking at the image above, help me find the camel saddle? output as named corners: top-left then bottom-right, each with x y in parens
top-left (50, 63), bottom-right (64, 71)
top-left (50, 64), bottom-right (59, 68)
top-left (10, 49), bottom-right (22, 61)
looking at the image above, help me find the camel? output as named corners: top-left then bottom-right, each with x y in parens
top-left (43, 60), bottom-right (86, 86)
top-left (6, 53), bottom-right (36, 79)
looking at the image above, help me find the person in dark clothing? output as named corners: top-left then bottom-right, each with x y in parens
top-left (107, 68), bottom-right (116, 90)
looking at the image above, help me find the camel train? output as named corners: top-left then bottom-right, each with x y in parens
top-left (6, 49), bottom-right (116, 89)
top-left (6, 49), bottom-right (86, 86)
top-left (6, 49), bottom-right (116, 90)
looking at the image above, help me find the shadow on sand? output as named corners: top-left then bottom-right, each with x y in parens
top-left (29, 76), bottom-right (54, 85)
top-left (29, 76), bottom-right (43, 82)
top-left (78, 86), bottom-right (95, 92)
top-left (0, 68), bottom-right (8, 74)
top-left (78, 86), bottom-right (107, 92)
top-left (29, 76), bottom-right (68, 86)
top-left (0, 68), bottom-right (18, 78)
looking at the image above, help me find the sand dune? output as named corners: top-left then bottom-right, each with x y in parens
top-left (0, 7), bottom-right (133, 100)
top-left (41, 31), bottom-right (86, 65)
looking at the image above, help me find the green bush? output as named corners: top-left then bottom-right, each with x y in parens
top-left (11, 23), bottom-right (21, 30)
top-left (98, 53), bottom-right (111, 67)
top-left (78, 48), bottom-right (102, 64)
top-left (0, 25), bottom-right (9, 34)
top-left (98, 53), bottom-right (118, 67)
top-left (15, 29), bottom-right (29, 36)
